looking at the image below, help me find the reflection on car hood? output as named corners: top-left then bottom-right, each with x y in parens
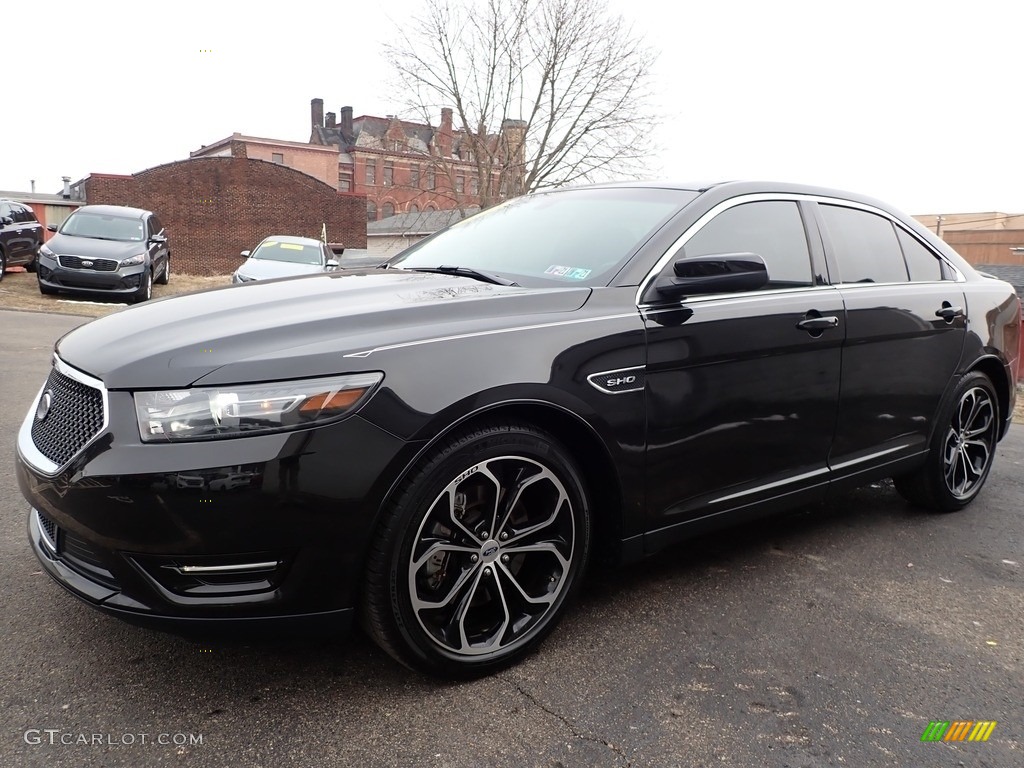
top-left (56, 270), bottom-right (592, 388)
top-left (235, 258), bottom-right (325, 280)
top-left (46, 233), bottom-right (145, 260)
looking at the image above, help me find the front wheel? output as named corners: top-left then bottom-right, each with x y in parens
top-left (362, 422), bottom-right (591, 677)
top-left (894, 371), bottom-right (1000, 512)
top-left (132, 269), bottom-right (153, 304)
top-left (156, 255), bottom-right (170, 285)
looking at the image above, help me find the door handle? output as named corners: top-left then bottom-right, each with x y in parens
top-left (796, 316), bottom-right (839, 331)
top-left (935, 305), bottom-right (964, 321)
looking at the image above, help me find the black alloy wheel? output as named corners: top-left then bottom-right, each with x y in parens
top-left (363, 422), bottom-right (591, 677)
top-left (894, 371), bottom-right (999, 512)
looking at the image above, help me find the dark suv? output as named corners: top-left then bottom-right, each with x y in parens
top-left (37, 204), bottom-right (170, 303)
top-left (0, 199), bottom-right (43, 279)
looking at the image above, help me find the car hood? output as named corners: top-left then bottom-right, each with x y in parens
top-left (55, 270), bottom-right (592, 388)
top-left (46, 233), bottom-right (146, 260)
top-left (235, 258), bottom-right (325, 280)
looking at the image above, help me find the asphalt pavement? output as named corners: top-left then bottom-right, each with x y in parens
top-left (0, 308), bottom-right (1021, 768)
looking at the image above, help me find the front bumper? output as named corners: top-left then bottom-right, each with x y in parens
top-left (37, 253), bottom-right (144, 295)
top-left (16, 382), bottom-right (412, 635)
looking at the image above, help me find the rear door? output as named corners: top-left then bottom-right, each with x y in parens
top-left (641, 197), bottom-right (845, 546)
top-left (814, 202), bottom-right (966, 477)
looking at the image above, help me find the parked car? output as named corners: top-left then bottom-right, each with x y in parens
top-left (0, 198), bottom-right (43, 278)
top-left (36, 204), bottom-right (170, 303)
top-left (15, 180), bottom-right (1020, 678)
top-left (232, 235), bottom-right (339, 283)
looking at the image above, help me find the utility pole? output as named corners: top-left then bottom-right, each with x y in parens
top-left (935, 215), bottom-right (944, 238)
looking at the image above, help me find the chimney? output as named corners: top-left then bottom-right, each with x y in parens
top-left (340, 106), bottom-right (353, 141)
top-left (326, 112), bottom-right (336, 128)
top-left (439, 108), bottom-right (454, 157)
top-left (30, 180), bottom-right (35, 193)
top-left (311, 98), bottom-right (324, 129)
top-left (62, 176), bottom-right (71, 199)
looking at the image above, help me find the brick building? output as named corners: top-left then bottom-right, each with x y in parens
top-left (308, 99), bottom-right (525, 222)
top-left (75, 151), bottom-right (366, 275)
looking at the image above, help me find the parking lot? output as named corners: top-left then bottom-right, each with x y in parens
top-left (1, 307), bottom-right (1021, 768)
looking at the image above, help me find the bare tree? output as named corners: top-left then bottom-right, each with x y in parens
top-left (386, 0), bottom-right (658, 209)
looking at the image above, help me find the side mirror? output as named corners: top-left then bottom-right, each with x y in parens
top-left (46, 223), bottom-right (58, 232)
top-left (0, 216), bottom-right (12, 226)
top-left (240, 250), bottom-right (251, 259)
top-left (654, 253), bottom-right (768, 299)
top-left (325, 259), bottom-right (339, 269)
top-left (149, 234), bottom-right (167, 244)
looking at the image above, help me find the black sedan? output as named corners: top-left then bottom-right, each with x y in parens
top-left (15, 181), bottom-right (1020, 677)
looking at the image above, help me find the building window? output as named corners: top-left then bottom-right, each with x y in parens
top-left (367, 201), bottom-right (377, 221)
top-left (427, 168), bottom-right (436, 190)
top-left (382, 202), bottom-right (395, 218)
top-left (469, 176), bottom-right (479, 195)
top-left (455, 175), bottom-right (465, 194)
top-left (408, 203), bottom-right (419, 213)
top-left (365, 160), bottom-right (376, 185)
top-left (272, 153), bottom-right (284, 164)
top-left (338, 170), bottom-right (353, 192)
top-left (383, 162), bottom-right (394, 186)
top-left (410, 165), bottom-right (420, 188)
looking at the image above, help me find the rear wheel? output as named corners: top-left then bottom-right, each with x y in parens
top-left (362, 422), bottom-right (591, 677)
top-left (0, 249), bottom-right (6, 282)
top-left (894, 371), bottom-right (999, 512)
top-left (25, 246), bottom-right (38, 272)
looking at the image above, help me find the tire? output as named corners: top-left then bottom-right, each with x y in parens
top-left (0, 249), bottom-right (6, 282)
top-left (362, 422), bottom-right (591, 677)
top-left (894, 371), bottom-right (1000, 512)
top-left (25, 246), bottom-right (38, 273)
top-left (156, 256), bottom-right (170, 285)
top-left (132, 269), bottom-right (153, 304)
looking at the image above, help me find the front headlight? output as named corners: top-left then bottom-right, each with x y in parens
top-left (133, 373), bottom-right (383, 442)
top-left (40, 245), bottom-right (55, 258)
top-left (119, 253), bottom-right (147, 268)
top-left (233, 273), bottom-right (256, 284)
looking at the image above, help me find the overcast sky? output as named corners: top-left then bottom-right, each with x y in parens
top-left (4, 0), bottom-right (1021, 214)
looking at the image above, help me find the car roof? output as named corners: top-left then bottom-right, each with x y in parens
top-left (75, 204), bottom-right (151, 219)
top-left (257, 235), bottom-right (324, 246)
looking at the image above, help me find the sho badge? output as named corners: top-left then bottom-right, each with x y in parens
top-left (36, 391), bottom-right (54, 422)
top-left (586, 367), bottom-right (645, 395)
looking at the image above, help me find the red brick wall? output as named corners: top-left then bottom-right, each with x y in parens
top-left (81, 157), bottom-right (366, 275)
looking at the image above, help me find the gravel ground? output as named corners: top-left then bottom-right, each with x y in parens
top-left (0, 268), bottom-right (229, 318)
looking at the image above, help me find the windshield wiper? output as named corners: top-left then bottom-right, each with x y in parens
top-left (404, 265), bottom-right (519, 286)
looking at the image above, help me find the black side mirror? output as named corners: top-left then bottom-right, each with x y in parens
top-left (149, 234), bottom-right (167, 244)
top-left (46, 223), bottom-right (58, 232)
top-left (654, 253), bottom-right (768, 299)
top-left (0, 216), bottom-right (12, 226)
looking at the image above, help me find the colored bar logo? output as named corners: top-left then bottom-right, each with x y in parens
top-left (921, 721), bottom-right (997, 742)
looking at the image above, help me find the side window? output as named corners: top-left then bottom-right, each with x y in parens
top-left (897, 228), bottom-right (948, 282)
top-left (148, 215), bottom-right (163, 237)
top-left (12, 204), bottom-right (30, 222)
top-left (819, 204), bottom-right (908, 284)
top-left (683, 201), bottom-right (813, 288)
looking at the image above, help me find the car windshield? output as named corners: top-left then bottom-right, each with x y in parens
top-left (250, 240), bottom-right (323, 265)
top-left (60, 212), bottom-right (145, 242)
top-left (389, 187), bottom-right (696, 286)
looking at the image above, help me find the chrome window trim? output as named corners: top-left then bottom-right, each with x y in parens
top-left (635, 192), bottom-right (965, 307)
top-left (17, 356), bottom-right (110, 478)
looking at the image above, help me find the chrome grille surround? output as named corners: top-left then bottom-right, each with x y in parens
top-left (19, 357), bottom-right (109, 477)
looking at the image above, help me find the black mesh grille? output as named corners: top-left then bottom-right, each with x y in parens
top-left (30, 367), bottom-right (104, 467)
top-left (58, 255), bottom-right (119, 272)
top-left (37, 511), bottom-right (58, 547)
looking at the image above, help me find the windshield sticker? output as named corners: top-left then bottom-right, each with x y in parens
top-left (545, 265), bottom-right (592, 280)
top-left (279, 243), bottom-right (305, 250)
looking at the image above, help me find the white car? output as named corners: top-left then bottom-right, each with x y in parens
top-left (232, 235), bottom-right (339, 283)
